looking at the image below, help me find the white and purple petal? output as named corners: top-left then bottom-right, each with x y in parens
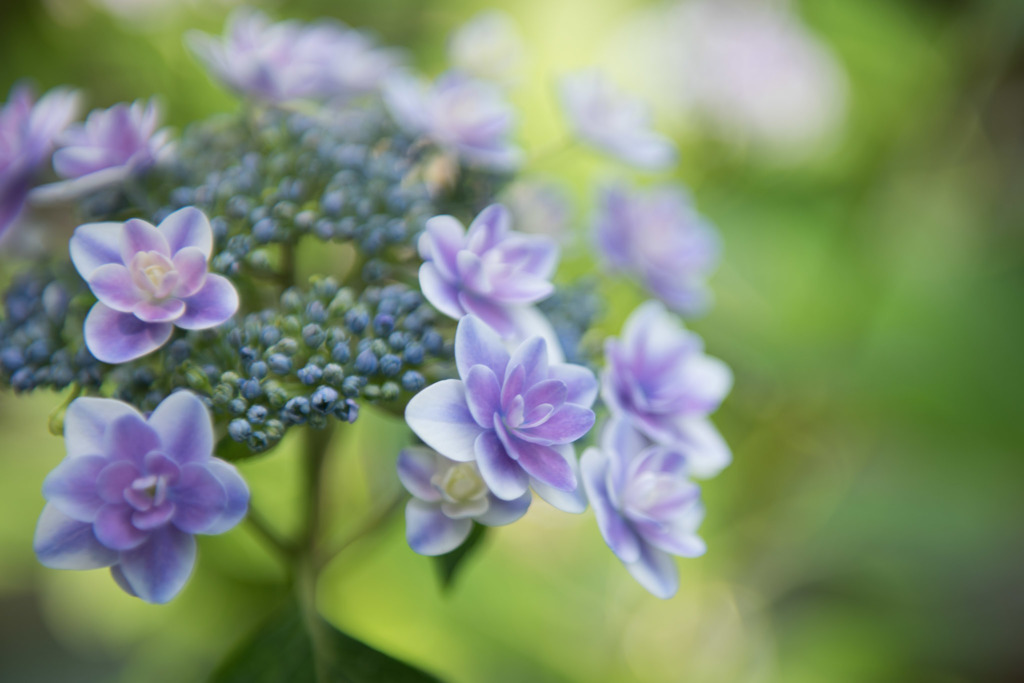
top-left (83, 302), bottom-right (174, 364)
top-left (405, 380), bottom-right (484, 462)
top-left (34, 504), bottom-right (118, 570)
top-left (117, 526), bottom-right (197, 604)
top-left (405, 499), bottom-right (473, 556)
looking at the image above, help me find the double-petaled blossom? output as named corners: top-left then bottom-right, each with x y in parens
top-left (595, 183), bottom-right (720, 315)
top-left (559, 69), bottom-right (676, 171)
top-left (384, 72), bottom-right (522, 171)
top-left (0, 84), bottom-right (80, 239)
top-left (406, 316), bottom-right (597, 513)
top-left (36, 98), bottom-right (173, 201)
top-left (447, 10), bottom-right (525, 86)
top-left (70, 207), bottom-right (239, 364)
top-left (581, 417), bottom-right (705, 599)
top-left (397, 446), bottom-right (531, 555)
top-left (187, 9), bottom-right (399, 104)
top-left (34, 391), bottom-right (249, 604)
top-left (603, 301), bottom-right (731, 479)
top-left (418, 203), bottom-right (558, 343)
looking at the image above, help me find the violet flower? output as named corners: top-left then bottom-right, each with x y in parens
top-left (602, 301), bottom-right (732, 479)
top-left (595, 183), bottom-right (720, 315)
top-left (418, 203), bottom-right (558, 341)
top-left (447, 10), bottom-right (525, 86)
top-left (34, 391), bottom-right (249, 604)
top-left (187, 9), bottom-right (398, 104)
top-left (35, 98), bottom-right (173, 202)
top-left (0, 84), bottom-right (80, 239)
top-left (581, 417), bottom-right (705, 599)
top-left (559, 69), bottom-right (676, 171)
top-left (406, 315), bottom-right (597, 513)
top-left (397, 446), bottom-right (531, 555)
top-left (70, 206), bottom-right (239, 364)
top-left (384, 72), bottom-right (522, 171)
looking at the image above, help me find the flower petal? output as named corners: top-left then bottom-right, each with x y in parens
top-left (132, 298), bottom-right (186, 323)
top-left (674, 417), bottom-right (732, 480)
top-left (464, 364), bottom-right (502, 428)
top-left (454, 314), bottom-right (510, 379)
top-left (418, 262), bottom-right (465, 320)
top-left (625, 541), bottom-right (679, 600)
top-left (201, 459), bottom-right (249, 535)
top-left (500, 429), bottom-right (575, 491)
top-left (69, 222), bottom-right (125, 279)
top-left (474, 428), bottom-right (528, 501)
top-left (87, 263), bottom-right (141, 312)
top-left (171, 463), bottom-right (228, 534)
top-left (419, 214), bottom-right (465, 281)
top-left (175, 274), bottom-right (239, 329)
top-left (171, 247), bottom-right (208, 298)
top-left (476, 491), bottom-right (531, 526)
top-left (94, 503), bottom-right (148, 550)
top-left (42, 455), bottom-right (108, 522)
top-left (160, 207), bottom-right (213, 258)
top-left (118, 526), bottom-right (196, 604)
top-left (84, 302), bottom-right (173, 363)
top-left (507, 335), bottom-right (548, 388)
top-left (396, 447), bottom-right (442, 502)
top-left (34, 503), bottom-right (118, 570)
top-left (465, 203), bottom-right (509, 255)
top-left (548, 363), bottom-right (598, 408)
top-left (405, 499), bottom-right (472, 556)
top-left (405, 380), bottom-right (483, 462)
top-left (147, 390), bottom-right (215, 465)
top-left (517, 403), bottom-right (595, 446)
top-left (530, 444), bottom-right (587, 513)
top-left (103, 414), bottom-right (161, 468)
top-left (121, 218), bottom-right (170, 263)
top-left (457, 292), bottom-right (517, 338)
top-left (63, 397), bottom-right (143, 458)
top-left (581, 447), bottom-right (640, 562)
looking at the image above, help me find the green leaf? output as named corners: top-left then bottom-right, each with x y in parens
top-left (209, 599), bottom-right (440, 683)
top-left (432, 522), bottom-right (487, 591)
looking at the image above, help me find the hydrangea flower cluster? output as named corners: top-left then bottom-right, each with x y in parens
top-left (1, 6), bottom-right (736, 640)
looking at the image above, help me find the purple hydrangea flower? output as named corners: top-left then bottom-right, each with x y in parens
top-left (70, 206), bottom-right (239, 364)
top-left (602, 301), bottom-right (732, 479)
top-left (418, 203), bottom-right (558, 341)
top-left (187, 9), bottom-right (399, 104)
top-left (559, 69), bottom-right (676, 170)
top-left (581, 417), bottom-right (705, 599)
top-left (384, 72), bottom-right (522, 171)
top-left (32, 98), bottom-right (173, 204)
top-left (0, 84), bottom-right (80, 239)
top-left (34, 391), bottom-right (249, 604)
top-left (447, 10), bottom-right (525, 86)
top-left (397, 446), bottom-right (531, 555)
top-left (406, 315), bottom-right (598, 513)
top-left (595, 183), bottom-right (720, 315)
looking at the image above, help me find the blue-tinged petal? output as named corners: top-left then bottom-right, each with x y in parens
top-left (530, 444), bottom-right (587, 513)
top-left (171, 463), bottom-right (228, 534)
top-left (673, 417), bottom-right (732, 480)
top-left (418, 262), bottom-right (465, 320)
top-left (42, 455), bottom-right (107, 522)
top-left (86, 263), bottom-right (141, 313)
top-left (405, 380), bottom-right (483, 462)
top-left (34, 503), bottom-right (118, 570)
top-left (581, 448), bottom-right (640, 562)
top-left (171, 247), bottom-right (208, 298)
top-left (397, 447), bottom-right (442, 502)
top-left (121, 218), bottom-right (170, 263)
top-left (465, 203), bottom-right (510, 255)
top-left (69, 221), bottom-right (125, 279)
top-left (159, 207), bottom-right (213, 258)
top-left (147, 390), bottom-right (214, 464)
top-left (419, 214), bottom-right (465, 280)
top-left (624, 540), bottom-right (679, 600)
top-left (476, 491), bottom-right (531, 526)
top-left (679, 354), bottom-right (733, 414)
top-left (110, 564), bottom-right (138, 597)
top-left (500, 430), bottom-right (575, 491)
top-left (118, 526), bottom-right (196, 604)
top-left (103, 413), bottom-right (161, 465)
top-left (548, 363), bottom-right (598, 408)
top-left (132, 298), bottom-right (186, 323)
top-left (464, 364), bottom-right (502, 428)
top-left (454, 315), bottom-right (511, 380)
top-left (94, 503), bottom-right (148, 550)
top-left (474, 428), bottom-right (528, 501)
top-left (202, 459), bottom-right (249, 535)
top-left (63, 397), bottom-right (143, 459)
top-left (506, 306), bottom-right (565, 364)
top-left (84, 302), bottom-right (173, 363)
top-left (176, 274), bottom-right (239, 330)
top-left (507, 335), bottom-right (548, 387)
top-left (516, 404), bottom-right (595, 446)
top-left (458, 292), bottom-right (518, 338)
top-left (405, 499), bottom-right (473, 556)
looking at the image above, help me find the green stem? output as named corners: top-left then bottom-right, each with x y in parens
top-left (244, 502), bottom-right (296, 564)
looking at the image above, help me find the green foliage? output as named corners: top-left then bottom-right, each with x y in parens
top-left (432, 523), bottom-right (487, 591)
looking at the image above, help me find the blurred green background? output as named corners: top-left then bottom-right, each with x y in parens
top-left (2, 0), bottom-right (1023, 681)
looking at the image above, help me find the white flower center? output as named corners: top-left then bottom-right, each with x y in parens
top-left (433, 462), bottom-right (488, 504)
